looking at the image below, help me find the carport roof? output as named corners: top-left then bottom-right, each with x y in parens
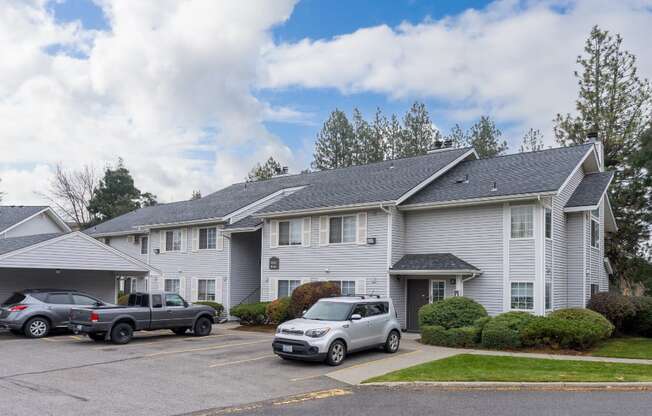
top-left (0, 233), bottom-right (62, 255)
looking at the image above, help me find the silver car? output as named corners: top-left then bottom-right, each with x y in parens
top-left (0, 289), bottom-right (108, 338)
top-left (272, 296), bottom-right (401, 366)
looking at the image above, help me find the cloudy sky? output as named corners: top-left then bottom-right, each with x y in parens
top-left (1, 0), bottom-right (651, 206)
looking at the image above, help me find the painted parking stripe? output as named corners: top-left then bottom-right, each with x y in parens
top-left (92, 334), bottom-right (233, 350)
top-left (143, 339), bottom-right (270, 358)
top-left (209, 355), bottom-right (274, 368)
top-left (272, 388), bottom-right (352, 406)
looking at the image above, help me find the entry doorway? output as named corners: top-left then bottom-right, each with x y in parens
top-left (406, 279), bottom-right (430, 332)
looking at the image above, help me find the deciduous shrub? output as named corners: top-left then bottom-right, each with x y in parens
top-left (521, 309), bottom-right (613, 350)
top-left (421, 325), bottom-right (479, 348)
top-left (266, 297), bottom-right (291, 324)
top-left (194, 301), bottom-right (224, 316)
top-left (230, 302), bottom-right (269, 325)
top-left (418, 297), bottom-right (487, 329)
top-left (480, 312), bottom-right (535, 349)
top-left (587, 292), bottom-right (636, 332)
top-left (117, 295), bottom-right (129, 305)
top-left (549, 308), bottom-right (614, 339)
top-left (625, 297), bottom-right (652, 337)
top-left (287, 282), bottom-right (340, 319)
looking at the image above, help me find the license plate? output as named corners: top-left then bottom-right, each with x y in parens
top-left (282, 344), bottom-right (293, 353)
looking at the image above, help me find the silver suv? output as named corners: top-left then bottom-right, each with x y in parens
top-left (272, 296), bottom-right (401, 366)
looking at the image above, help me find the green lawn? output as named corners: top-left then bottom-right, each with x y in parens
top-left (591, 337), bottom-right (652, 360)
top-left (364, 354), bottom-right (652, 383)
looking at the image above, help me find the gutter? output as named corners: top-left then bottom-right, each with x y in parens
top-left (398, 191), bottom-right (557, 211)
top-left (388, 269), bottom-right (481, 276)
top-left (255, 201), bottom-right (396, 219)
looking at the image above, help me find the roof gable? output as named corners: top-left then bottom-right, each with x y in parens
top-left (565, 172), bottom-right (614, 209)
top-left (0, 206), bottom-right (70, 236)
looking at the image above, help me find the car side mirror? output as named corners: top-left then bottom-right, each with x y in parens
top-left (184, 302), bottom-right (189, 308)
top-left (350, 314), bottom-right (362, 321)
top-left (94, 301), bottom-right (103, 307)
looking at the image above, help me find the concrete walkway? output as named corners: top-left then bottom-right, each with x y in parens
top-left (326, 336), bottom-right (652, 385)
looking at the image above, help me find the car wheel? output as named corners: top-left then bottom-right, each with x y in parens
top-left (326, 340), bottom-right (346, 366)
top-left (384, 330), bottom-right (400, 353)
top-left (172, 327), bottom-right (189, 335)
top-left (110, 323), bottom-right (133, 344)
top-left (24, 317), bottom-right (50, 338)
top-left (88, 333), bottom-right (106, 342)
top-left (193, 317), bottom-right (212, 337)
top-left (9, 329), bottom-right (23, 336)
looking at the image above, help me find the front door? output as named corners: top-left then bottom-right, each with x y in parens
top-left (407, 279), bottom-right (429, 332)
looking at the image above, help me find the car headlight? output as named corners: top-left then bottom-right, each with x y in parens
top-left (305, 328), bottom-right (330, 338)
top-left (276, 326), bottom-right (283, 334)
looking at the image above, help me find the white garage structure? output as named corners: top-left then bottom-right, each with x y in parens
top-left (0, 232), bottom-right (159, 303)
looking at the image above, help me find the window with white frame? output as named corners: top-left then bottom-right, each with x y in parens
top-left (545, 281), bottom-right (552, 310)
top-left (198, 279), bottom-right (216, 301)
top-left (591, 219), bottom-right (599, 248)
top-left (140, 236), bottom-right (148, 255)
top-left (165, 230), bottom-right (182, 251)
top-left (329, 215), bottom-right (356, 244)
top-left (330, 280), bottom-right (356, 296)
top-left (591, 283), bottom-right (600, 295)
top-left (278, 219), bottom-right (302, 246)
top-left (432, 281), bottom-right (445, 302)
top-left (511, 282), bottom-right (534, 310)
top-left (511, 206), bottom-right (533, 239)
top-left (164, 278), bottom-right (181, 294)
top-left (545, 208), bottom-right (552, 239)
top-left (199, 227), bottom-right (217, 250)
top-left (278, 280), bottom-right (301, 298)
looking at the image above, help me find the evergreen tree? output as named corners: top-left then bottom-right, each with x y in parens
top-left (519, 128), bottom-right (545, 152)
top-left (312, 109), bottom-right (355, 170)
top-left (465, 116), bottom-right (508, 158)
top-left (384, 113), bottom-right (404, 160)
top-left (399, 101), bottom-right (439, 157)
top-left (247, 157), bottom-right (284, 181)
top-left (190, 190), bottom-right (202, 200)
top-left (553, 26), bottom-right (652, 287)
top-left (446, 124), bottom-right (467, 148)
top-left (352, 108), bottom-right (385, 164)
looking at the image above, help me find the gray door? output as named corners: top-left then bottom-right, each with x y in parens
top-left (164, 293), bottom-right (195, 328)
top-left (407, 279), bottom-right (429, 332)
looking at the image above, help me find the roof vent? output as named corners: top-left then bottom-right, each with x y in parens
top-left (455, 174), bottom-right (469, 184)
top-left (491, 181), bottom-right (497, 191)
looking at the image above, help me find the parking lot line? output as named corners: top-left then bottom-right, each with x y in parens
top-left (92, 334), bottom-right (232, 350)
top-left (208, 354), bottom-right (274, 368)
top-left (272, 388), bottom-right (352, 406)
top-left (143, 339), bottom-right (270, 358)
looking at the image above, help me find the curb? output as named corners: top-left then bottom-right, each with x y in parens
top-left (363, 381), bottom-right (652, 391)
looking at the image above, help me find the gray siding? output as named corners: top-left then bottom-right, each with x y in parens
top-left (403, 204), bottom-right (504, 315)
top-left (3, 213), bottom-right (64, 238)
top-left (509, 239), bottom-right (535, 280)
top-left (566, 212), bottom-right (585, 307)
top-left (230, 230), bottom-right (261, 306)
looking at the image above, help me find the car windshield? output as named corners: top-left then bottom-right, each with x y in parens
top-left (303, 301), bottom-right (352, 321)
top-left (2, 293), bottom-right (26, 306)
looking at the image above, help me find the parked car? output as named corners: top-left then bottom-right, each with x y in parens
top-left (0, 289), bottom-right (109, 338)
top-left (68, 292), bottom-right (216, 344)
top-left (272, 295), bottom-right (401, 366)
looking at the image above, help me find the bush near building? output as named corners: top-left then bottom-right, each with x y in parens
top-left (480, 312), bottom-right (536, 350)
top-left (230, 302), bottom-right (269, 325)
top-left (266, 297), bottom-right (291, 324)
top-left (194, 301), bottom-right (224, 316)
top-left (287, 281), bottom-right (340, 319)
top-left (588, 293), bottom-right (652, 338)
top-left (418, 297), bottom-right (488, 329)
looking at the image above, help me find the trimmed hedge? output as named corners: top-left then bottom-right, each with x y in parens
top-left (421, 325), bottom-right (479, 348)
top-left (266, 297), bottom-right (291, 324)
top-left (521, 308), bottom-right (613, 350)
top-left (587, 292), bottom-right (636, 332)
top-left (418, 297), bottom-right (488, 329)
top-left (194, 301), bottom-right (224, 316)
top-left (288, 282), bottom-right (340, 319)
top-left (480, 312), bottom-right (536, 349)
top-left (230, 302), bottom-right (270, 325)
top-left (625, 297), bottom-right (652, 337)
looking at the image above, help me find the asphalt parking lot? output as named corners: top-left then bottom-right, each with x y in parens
top-left (0, 325), bottom-right (413, 416)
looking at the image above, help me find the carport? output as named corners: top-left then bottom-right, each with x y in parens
top-left (0, 232), bottom-right (159, 303)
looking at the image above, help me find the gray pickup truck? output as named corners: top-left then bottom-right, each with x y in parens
top-left (68, 292), bottom-right (217, 344)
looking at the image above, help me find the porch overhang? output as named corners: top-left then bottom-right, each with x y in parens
top-left (389, 253), bottom-right (481, 277)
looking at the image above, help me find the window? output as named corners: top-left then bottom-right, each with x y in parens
top-left (199, 227), bottom-right (217, 250)
top-left (352, 304), bottom-right (367, 318)
top-left (511, 282), bottom-right (534, 310)
top-left (165, 293), bottom-right (185, 307)
top-left (164, 279), bottom-right (181, 294)
top-left (140, 236), bottom-right (148, 255)
top-left (278, 279), bottom-right (301, 298)
top-left (545, 208), bottom-right (552, 239)
top-left (511, 206), bottom-right (533, 239)
top-left (545, 281), bottom-right (552, 310)
top-left (330, 280), bottom-right (356, 296)
top-left (365, 303), bottom-right (388, 317)
top-left (165, 230), bottom-right (182, 251)
top-left (591, 284), bottom-right (600, 295)
top-left (152, 295), bottom-right (163, 308)
top-left (278, 219), bottom-right (302, 246)
top-left (72, 294), bottom-right (99, 305)
top-left (198, 279), bottom-right (216, 301)
top-left (329, 215), bottom-right (356, 244)
top-left (591, 219), bottom-right (599, 248)
top-left (431, 281), bottom-right (446, 302)
top-left (46, 293), bottom-right (71, 304)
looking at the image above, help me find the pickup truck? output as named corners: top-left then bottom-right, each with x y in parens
top-left (68, 292), bottom-right (217, 344)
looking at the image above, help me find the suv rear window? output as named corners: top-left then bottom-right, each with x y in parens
top-left (2, 293), bottom-right (25, 306)
top-left (47, 293), bottom-right (72, 304)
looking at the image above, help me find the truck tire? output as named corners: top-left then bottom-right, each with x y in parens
top-left (110, 323), bottom-right (133, 344)
top-left (88, 333), bottom-right (106, 342)
top-left (193, 317), bottom-right (212, 337)
top-left (24, 317), bottom-right (50, 338)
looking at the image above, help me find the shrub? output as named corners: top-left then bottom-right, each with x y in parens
top-left (587, 292), bottom-right (636, 332)
top-left (474, 317), bottom-right (492, 332)
top-left (521, 309), bottom-right (613, 350)
top-left (418, 297), bottom-right (488, 329)
top-left (549, 308), bottom-right (614, 340)
top-left (625, 297), bottom-right (652, 337)
top-left (421, 325), bottom-right (479, 348)
top-left (480, 312), bottom-right (536, 349)
top-left (230, 302), bottom-right (270, 325)
top-left (194, 301), bottom-right (224, 316)
top-left (287, 282), bottom-right (340, 319)
top-left (117, 295), bottom-right (129, 305)
top-left (266, 297), bottom-right (291, 324)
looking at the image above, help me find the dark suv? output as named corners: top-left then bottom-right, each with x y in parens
top-left (0, 289), bottom-right (109, 338)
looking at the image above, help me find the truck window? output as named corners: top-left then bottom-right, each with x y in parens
top-left (128, 294), bottom-right (149, 307)
top-left (165, 294), bottom-right (185, 307)
top-left (152, 295), bottom-right (163, 308)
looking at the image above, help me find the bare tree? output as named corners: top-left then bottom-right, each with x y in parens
top-left (39, 163), bottom-right (98, 228)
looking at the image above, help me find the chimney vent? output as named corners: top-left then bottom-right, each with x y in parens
top-left (455, 174), bottom-right (469, 184)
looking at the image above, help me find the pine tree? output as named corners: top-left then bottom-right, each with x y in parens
top-left (312, 109), bottom-right (356, 170)
top-left (519, 128), bottom-right (545, 152)
top-left (553, 26), bottom-right (652, 288)
top-left (351, 108), bottom-right (383, 165)
top-left (465, 116), bottom-right (508, 158)
top-left (446, 124), bottom-right (467, 148)
top-left (247, 157), bottom-right (284, 181)
top-left (399, 101), bottom-right (439, 157)
top-left (384, 113), bottom-right (404, 160)
top-left (190, 190), bottom-right (202, 200)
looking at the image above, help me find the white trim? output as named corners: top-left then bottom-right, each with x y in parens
top-left (223, 186), bottom-right (306, 223)
top-left (276, 218), bottom-right (304, 247)
top-left (326, 213), bottom-right (358, 245)
top-left (509, 281), bottom-right (535, 312)
top-left (603, 195), bottom-right (618, 232)
top-left (429, 279), bottom-right (447, 303)
top-left (502, 203), bottom-right (511, 312)
top-left (256, 201), bottom-right (395, 219)
top-left (399, 191), bottom-right (556, 211)
top-left (395, 149), bottom-right (477, 205)
top-left (388, 269), bottom-right (480, 276)
top-left (534, 203), bottom-right (545, 315)
top-left (223, 225), bottom-right (263, 234)
top-left (386, 207), bottom-right (392, 298)
top-left (509, 204), bottom-right (535, 240)
top-left (582, 212), bottom-right (588, 307)
top-left (0, 207), bottom-right (71, 235)
top-left (136, 217), bottom-right (226, 229)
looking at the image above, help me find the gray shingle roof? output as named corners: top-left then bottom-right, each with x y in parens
top-left (0, 233), bottom-right (63, 256)
top-left (0, 206), bottom-right (48, 233)
top-left (224, 216), bottom-right (262, 230)
top-left (404, 144), bottom-right (594, 205)
top-left (565, 172), bottom-right (614, 208)
top-left (87, 147), bottom-right (471, 235)
top-left (390, 253), bottom-right (479, 272)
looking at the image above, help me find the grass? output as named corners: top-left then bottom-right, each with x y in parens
top-left (364, 354), bottom-right (652, 383)
top-left (591, 337), bottom-right (652, 360)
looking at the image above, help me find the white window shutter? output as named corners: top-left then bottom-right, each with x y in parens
top-left (218, 277), bottom-right (225, 304)
top-left (159, 231), bottom-right (166, 253)
top-left (302, 217), bottom-right (311, 247)
top-left (357, 212), bottom-right (367, 245)
top-left (271, 278), bottom-right (278, 300)
top-left (270, 220), bottom-right (278, 248)
top-left (319, 216), bottom-right (329, 246)
top-left (179, 276), bottom-right (186, 299)
top-left (191, 228), bottom-right (199, 252)
top-left (217, 230), bottom-right (224, 251)
top-left (355, 279), bottom-right (366, 296)
top-left (190, 278), bottom-right (199, 302)
top-left (180, 228), bottom-right (187, 253)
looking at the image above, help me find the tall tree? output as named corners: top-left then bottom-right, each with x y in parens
top-left (352, 108), bottom-right (385, 164)
top-left (399, 101), bottom-right (439, 157)
top-left (39, 163), bottom-right (98, 228)
top-left (312, 109), bottom-right (355, 170)
top-left (519, 128), bottom-right (545, 152)
top-left (247, 157), bottom-right (284, 181)
top-left (384, 113), bottom-right (404, 160)
top-left (553, 26), bottom-right (652, 288)
top-left (446, 124), bottom-right (467, 148)
top-left (88, 159), bottom-right (157, 223)
top-left (465, 116), bottom-right (508, 158)
top-left (190, 190), bottom-right (202, 200)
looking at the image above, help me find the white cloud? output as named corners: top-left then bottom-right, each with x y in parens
top-left (261, 0), bottom-right (652, 145)
top-left (0, 0), bottom-right (298, 206)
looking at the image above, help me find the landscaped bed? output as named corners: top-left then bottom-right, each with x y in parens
top-left (364, 354), bottom-right (652, 383)
top-left (591, 337), bottom-right (652, 360)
